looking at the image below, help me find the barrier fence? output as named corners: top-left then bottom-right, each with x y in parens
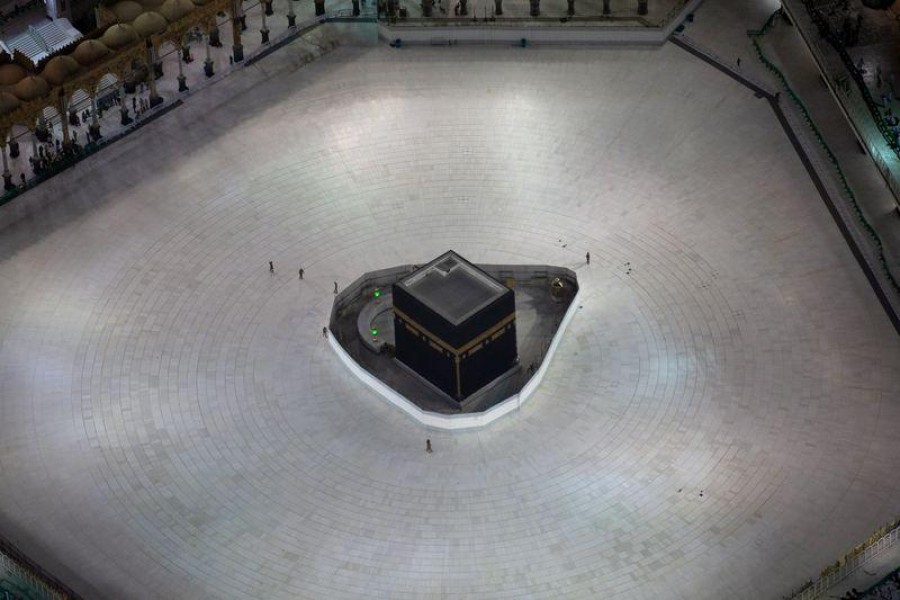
top-left (784, 518), bottom-right (900, 600)
top-left (0, 533), bottom-right (83, 600)
top-left (748, 10), bottom-right (900, 301)
top-left (780, 0), bottom-right (900, 204)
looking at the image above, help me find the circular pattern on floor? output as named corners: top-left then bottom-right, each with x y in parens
top-left (1, 44), bottom-right (899, 600)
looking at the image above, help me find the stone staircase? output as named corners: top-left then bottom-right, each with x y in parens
top-left (4, 17), bottom-right (81, 63)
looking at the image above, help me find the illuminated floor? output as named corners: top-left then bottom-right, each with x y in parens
top-left (1, 33), bottom-right (899, 600)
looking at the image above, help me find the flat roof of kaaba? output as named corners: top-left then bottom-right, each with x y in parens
top-left (398, 251), bottom-right (508, 325)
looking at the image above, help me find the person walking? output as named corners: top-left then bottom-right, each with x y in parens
top-left (299, 268), bottom-right (304, 280)
top-left (322, 326), bottom-right (328, 338)
top-left (426, 439), bottom-right (433, 453)
top-left (269, 260), bottom-right (274, 273)
top-left (333, 281), bottom-right (338, 294)
top-left (586, 251), bottom-right (590, 265)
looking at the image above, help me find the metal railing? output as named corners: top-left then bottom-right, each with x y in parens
top-left (780, 0), bottom-right (900, 202)
top-left (797, 0), bottom-right (899, 155)
top-left (0, 533), bottom-right (85, 600)
top-left (784, 521), bottom-right (900, 600)
top-left (748, 11), bottom-right (900, 300)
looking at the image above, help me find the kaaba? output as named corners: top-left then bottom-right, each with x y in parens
top-left (392, 251), bottom-right (518, 402)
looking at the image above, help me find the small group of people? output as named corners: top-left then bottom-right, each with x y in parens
top-left (1, 86), bottom-right (153, 196)
top-left (844, 569), bottom-right (900, 600)
top-left (28, 136), bottom-right (83, 177)
top-left (133, 96), bottom-right (151, 115)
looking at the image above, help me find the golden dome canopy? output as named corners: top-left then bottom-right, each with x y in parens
top-left (160, 0), bottom-right (194, 22)
top-left (0, 91), bottom-right (20, 114)
top-left (101, 23), bottom-right (139, 48)
top-left (111, 0), bottom-right (144, 22)
top-left (41, 55), bottom-right (81, 86)
top-left (72, 39), bottom-right (111, 66)
top-left (132, 11), bottom-right (168, 36)
top-left (12, 75), bottom-right (49, 101)
top-left (0, 64), bottom-right (27, 86)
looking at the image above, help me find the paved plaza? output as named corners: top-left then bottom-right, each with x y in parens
top-left (1, 12), bottom-right (900, 600)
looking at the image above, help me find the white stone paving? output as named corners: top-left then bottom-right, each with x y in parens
top-left (0, 33), bottom-right (899, 600)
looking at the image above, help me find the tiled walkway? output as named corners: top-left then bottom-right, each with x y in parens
top-left (1, 4), bottom-right (900, 600)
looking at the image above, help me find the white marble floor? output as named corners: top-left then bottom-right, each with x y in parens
top-left (1, 36), bottom-right (899, 600)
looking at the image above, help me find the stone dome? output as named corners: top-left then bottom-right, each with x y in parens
top-left (41, 55), bottom-right (81, 86)
top-left (133, 11), bottom-right (168, 37)
top-left (0, 92), bottom-right (20, 114)
top-left (0, 63), bottom-right (27, 86)
top-left (12, 75), bottom-right (49, 101)
top-left (101, 23), bottom-right (139, 49)
top-left (111, 0), bottom-right (143, 22)
top-left (160, 0), bottom-right (194, 22)
top-left (139, 0), bottom-right (165, 9)
top-left (72, 39), bottom-right (111, 66)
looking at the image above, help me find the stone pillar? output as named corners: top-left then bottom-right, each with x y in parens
top-left (260, 1), bottom-right (270, 43)
top-left (1, 142), bottom-right (12, 190)
top-left (89, 94), bottom-right (101, 139)
top-left (602, 0), bottom-right (609, 14)
top-left (30, 133), bottom-right (37, 157)
top-left (58, 90), bottom-right (71, 148)
top-left (177, 44), bottom-right (189, 91)
top-left (153, 53), bottom-right (163, 78)
top-left (119, 83), bottom-right (132, 125)
top-left (421, 0), bottom-right (431, 16)
top-left (232, 0), bottom-right (244, 63)
top-left (8, 136), bottom-right (19, 158)
top-left (264, 0), bottom-right (273, 15)
top-left (459, 0), bottom-right (467, 15)
top-left (567, 0), bottom-right (573, 14)
top-left (637, 0), bottom-right (646, 15)
top-left (353, 0), bottom-right (360, 15)
top-left (529, 0), bottom-right (538, 16)
top-left (494, 0), bottom-right (501, 15)
top-left (287, 0), bottom-right (296, 26)
top-left (205, 32), bottom-right (215, 76)
top-left (315, 0), bottom-right (325, 15)
top-left (146, 40), bottom-right (163, 107)
top-left (209, 25), bottom-right (221, 46)
top-left (36, 114), bottom-right (49, 142)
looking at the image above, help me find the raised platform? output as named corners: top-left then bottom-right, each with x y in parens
top-left (330, 263), bottom-right (578, 427)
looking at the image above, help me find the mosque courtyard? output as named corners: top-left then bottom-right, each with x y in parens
top-left (0, 36), bottom-right (899, 600)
